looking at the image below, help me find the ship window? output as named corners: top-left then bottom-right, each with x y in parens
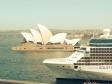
top-left (96, 48), bottom-right (98, 50)
top-left (92, 48), bottom-right (95, 50)
top-left (102, 48), bottom-right (105, 50)
top-left (62, 66), bottom-right (65, 67)
top-left (74, 66), bottom-right (78, 69)
top-left (99, 60), bottom-right (101, 62)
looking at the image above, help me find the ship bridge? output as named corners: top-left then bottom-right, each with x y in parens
top-left (89, 38), bottom-right (112, 47)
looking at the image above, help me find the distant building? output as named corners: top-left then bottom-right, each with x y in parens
top-left (21, 24), bottom-right (80, 46)
top-left (12, 24), bottom-right (80, 51)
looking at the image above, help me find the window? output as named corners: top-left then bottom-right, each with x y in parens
top-left (74, 66), bottom-right (78, 69)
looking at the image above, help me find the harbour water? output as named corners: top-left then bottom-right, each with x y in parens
top-left (0, 31), bottom-right (72, 83)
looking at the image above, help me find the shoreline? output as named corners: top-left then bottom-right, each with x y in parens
top-left (0, 79), bottom-right (49, 84)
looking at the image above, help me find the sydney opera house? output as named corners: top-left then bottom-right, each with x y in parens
top-left (12, 24), bottom-right (80, 51)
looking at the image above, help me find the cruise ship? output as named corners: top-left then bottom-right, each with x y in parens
top-left (43, 29), bottom-right (112, 80)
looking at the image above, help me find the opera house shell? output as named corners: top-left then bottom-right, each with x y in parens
top-left (12, 24), bottom-right (80, 51)
top-left (21, 32), bottom-right (34, 42)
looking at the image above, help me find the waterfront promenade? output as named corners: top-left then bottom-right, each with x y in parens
top-left (0, 79), bottom-right (49, 84)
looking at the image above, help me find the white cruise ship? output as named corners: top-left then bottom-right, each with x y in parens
top-left (43, 29), bottom-right (112, 80)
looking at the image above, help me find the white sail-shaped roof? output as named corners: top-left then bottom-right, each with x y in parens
top-left (65, 39), bottom-right (80, 46)
top-left (21, 32), bottom-right (34, 42)
top-left (48, 33), bottom-right (67, 44)
top-left (37, 24), bottom-right (53, 44)
top-left (30, 29), bottom-right (43, 43)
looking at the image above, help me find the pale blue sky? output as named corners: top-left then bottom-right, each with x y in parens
top-left (0, 0), bottom-right (112, 30)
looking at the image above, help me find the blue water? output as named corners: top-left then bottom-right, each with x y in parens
top-left (0, 31), bottom-right (72, 83)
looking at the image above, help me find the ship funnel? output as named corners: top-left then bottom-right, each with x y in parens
top-left (103, 29), bottom-right (111, 36)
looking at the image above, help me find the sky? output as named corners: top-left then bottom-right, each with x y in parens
top-left (0, 0), bottom-right (112, 30)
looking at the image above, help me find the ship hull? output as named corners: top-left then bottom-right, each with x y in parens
top-left (45, 63), bottom-right (112, 81)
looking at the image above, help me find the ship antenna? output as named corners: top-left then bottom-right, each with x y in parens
top-left (92, 32), bottom-right (95, 38)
